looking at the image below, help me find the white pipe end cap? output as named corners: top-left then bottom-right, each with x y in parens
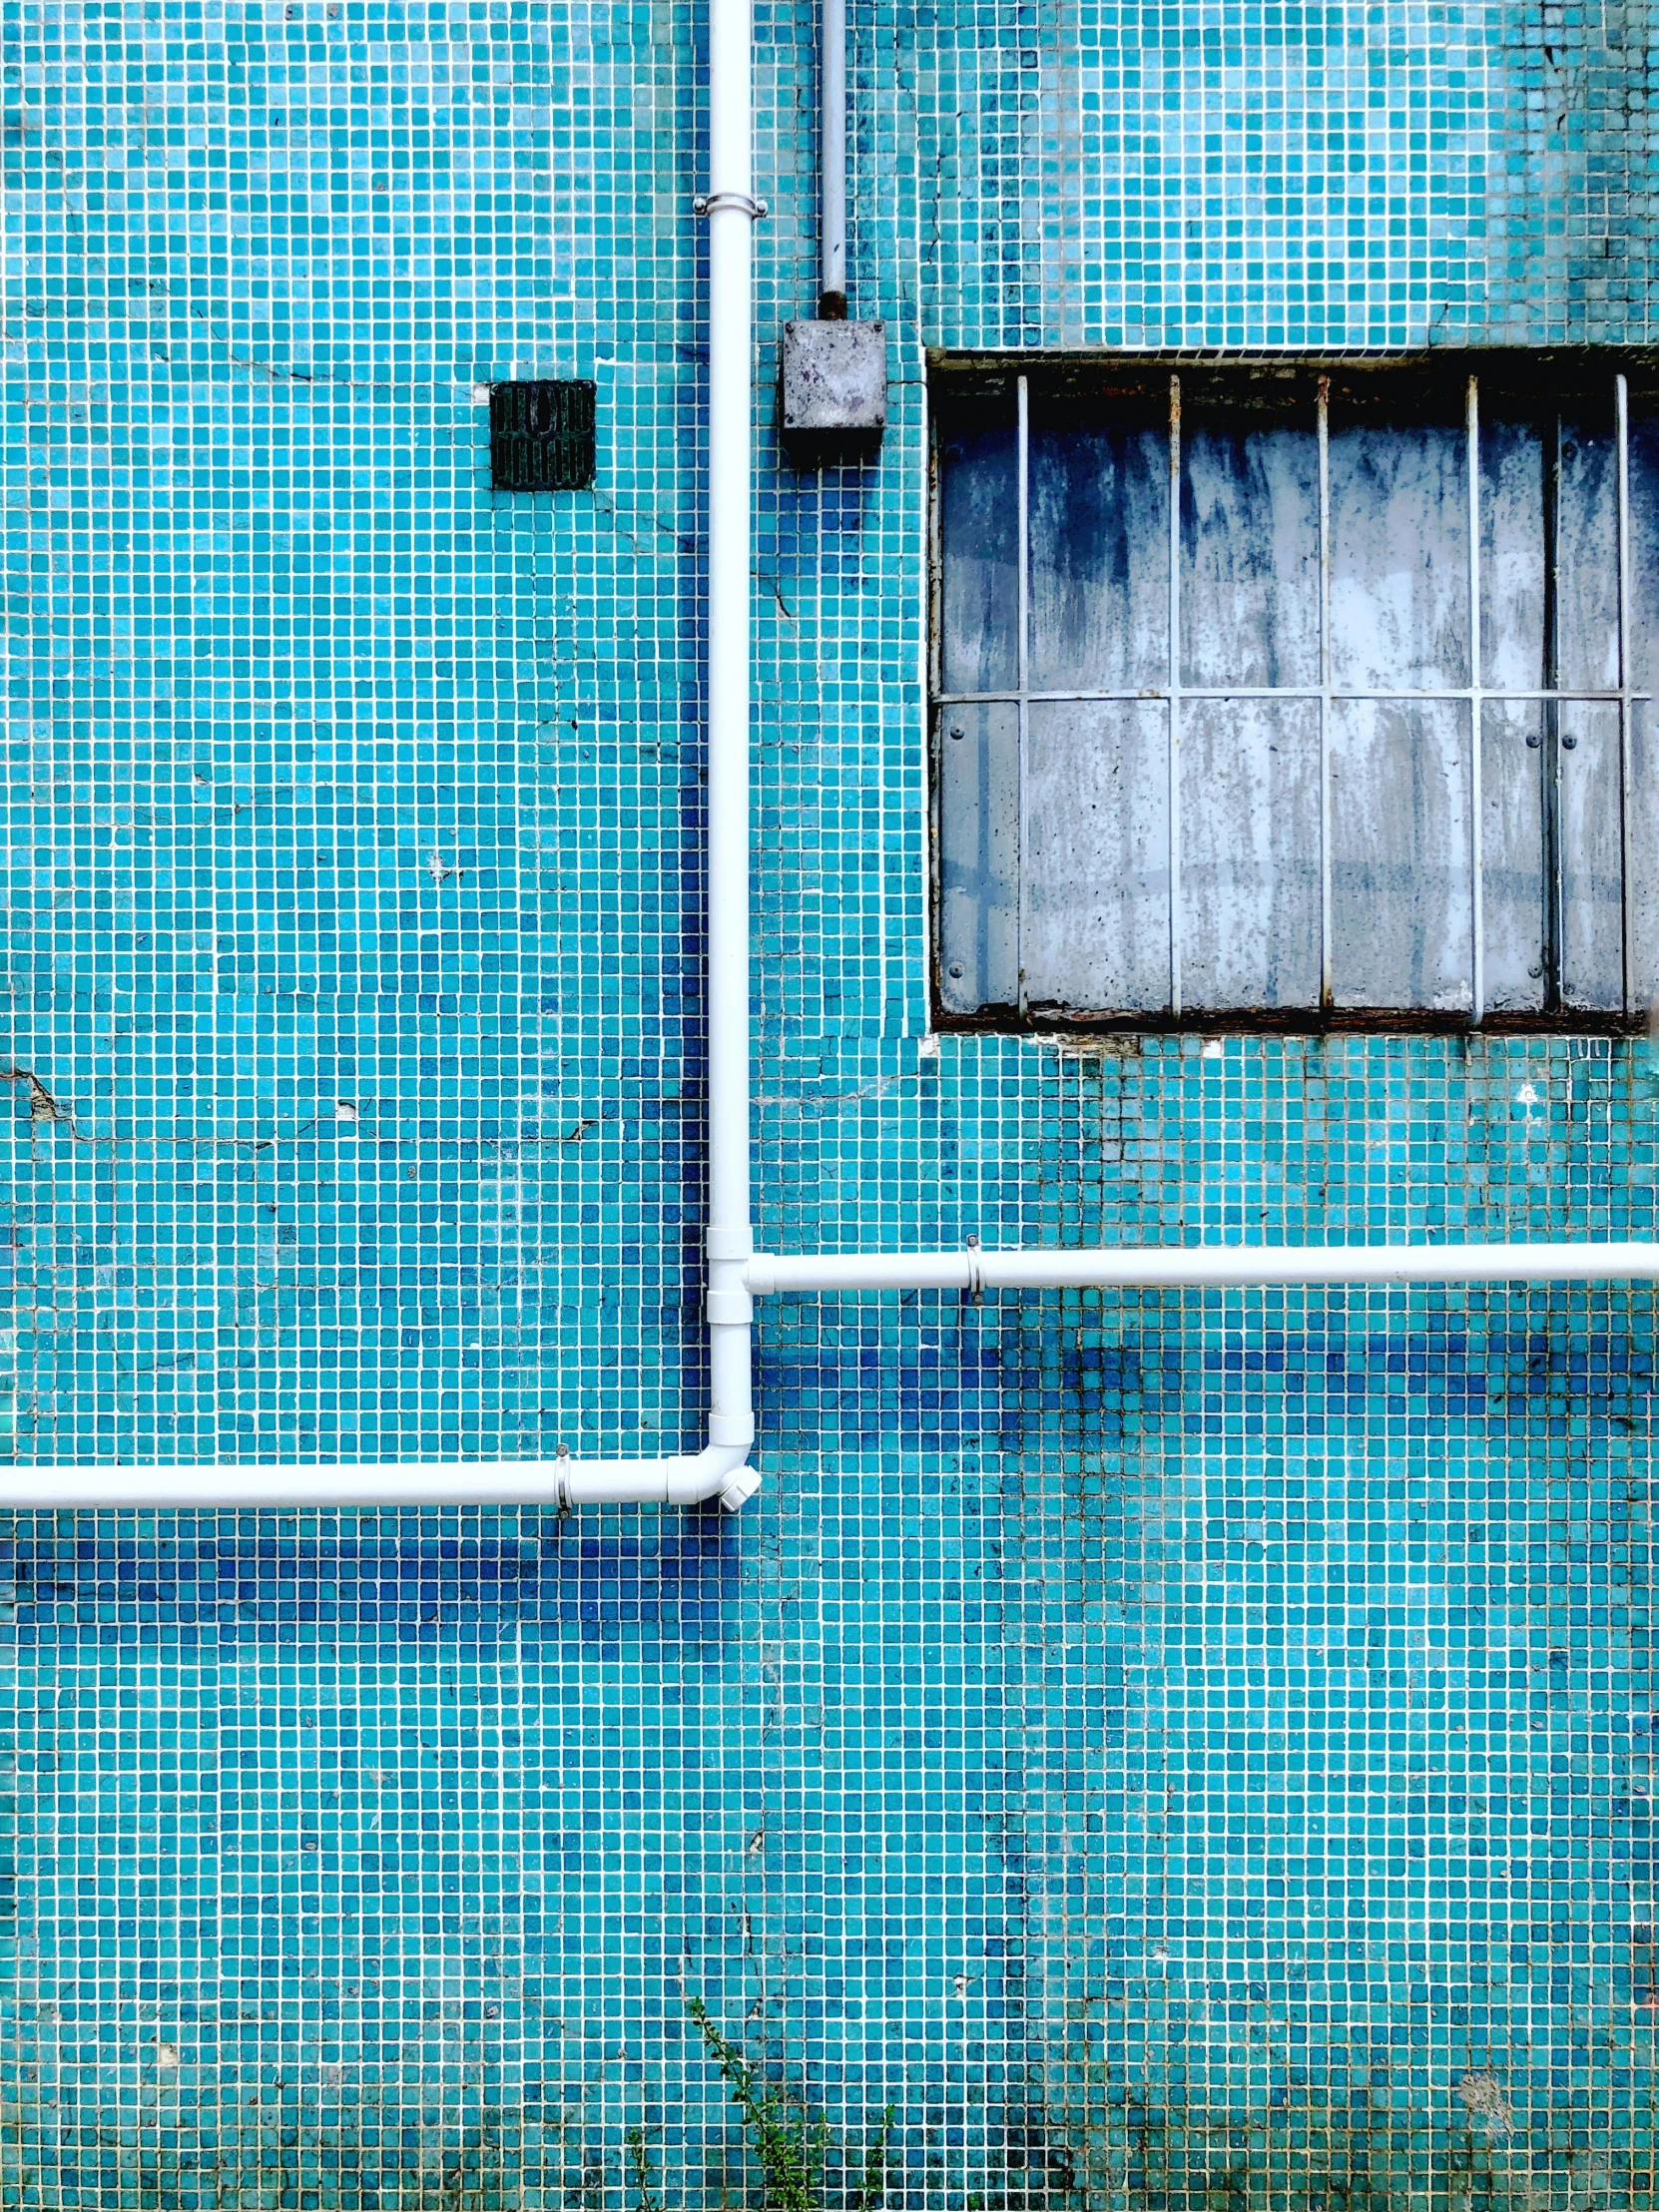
top-left (719, 1465), bottom-right (762, 1512)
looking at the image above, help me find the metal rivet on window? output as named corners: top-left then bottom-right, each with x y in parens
top-left (948, 963), bottom-right (964, 978)
top-left (1526, 734), bottom-right (1541, 749)
top-left (1562, 735), bottom-right (1577, 750)
top-left (1529, 963), bottom-right (1544, 978)
top-left (948, 726), bottom-right (964, 740)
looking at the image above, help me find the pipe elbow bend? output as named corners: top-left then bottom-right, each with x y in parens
top-left (662, 1439), bottom-right (761, 1511)
top-left (555, 1431), bottom-right (761, 1512)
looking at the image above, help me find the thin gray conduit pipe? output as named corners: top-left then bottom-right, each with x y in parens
top-left (819, 0), bottom-right (847, 316)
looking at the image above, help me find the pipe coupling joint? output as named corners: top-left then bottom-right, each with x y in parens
top-left (706, 1226), bottom-right (755, 1262)
top-left (745, 1254), bottom-right (777, 1297)
top-left (708, 1246), bottom-right (754, 1325)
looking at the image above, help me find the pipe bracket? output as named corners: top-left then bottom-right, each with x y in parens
top-left (693, 191), bottom-right (769, 219)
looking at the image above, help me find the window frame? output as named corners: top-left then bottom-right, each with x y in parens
top-left (927, 347), bottom-right (1659, 1035)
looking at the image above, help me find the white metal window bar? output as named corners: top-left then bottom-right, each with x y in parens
top-left (1618, 373), bottom-right (1637, 1010)
top-left (1167, 373), bottom-right (1184, 1018)
top-left (1015, 374), bottom-right (1032, 1017)
top-left (1318, 373), bottom-right (1333, 1007)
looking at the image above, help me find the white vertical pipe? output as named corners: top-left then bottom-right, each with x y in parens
top-left (702, 0), bottom-right (759, 1452)
top-left (820, 0), bottom-right (847, 313)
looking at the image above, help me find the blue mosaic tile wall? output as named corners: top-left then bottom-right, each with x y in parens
top-left (5, 0), bottom-right (1659, 2203)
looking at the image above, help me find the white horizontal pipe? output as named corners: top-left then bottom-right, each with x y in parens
top-left (747, 1242), bottom-right (1659, 1295)
top-left (7, 1441), bottom-right (762, 1513)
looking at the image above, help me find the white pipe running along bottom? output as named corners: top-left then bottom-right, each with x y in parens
top-left (18, 1449), bottom-right (762, 1514)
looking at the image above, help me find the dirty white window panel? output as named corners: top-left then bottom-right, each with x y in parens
top-left (1329, 701), bottom-right (1474, 1011)
top-left (1028, 421), bottom-right (1168, 692)
top-left (1023, 703), bottom-right (1170, 1013)
top-left (1179, 700), bottom-right (1323, 1009)
top-left (1478, 424), bottom-right (1549, 694)
top-left (937, 704), bottom-right (1019, 1013)
top-left (933, 361), bottom-right (1656, 1028)
top-left (1558, 704), bottom-right (1626, 1009)
top-left (938, 417), bottom-right (1019, 697)
top-left (1631, 422), bottom-right (1659, 694)
top-left (1471, 414), bottom-right (1619, 688)
top-left (1554, 421), bottom-right (1621, 692)
top-left (1328, 419), bottom-right (1470, 692)
top-left (1179, 421), bottom-right (1320, 688)
top-left (1479, 702), bottom-right (1548, 1014)
top-left (1630, 702), bottom-right (1659, 1008)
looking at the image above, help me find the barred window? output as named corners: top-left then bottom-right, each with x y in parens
top-left (931, 354), bottom-right (1659, 1029)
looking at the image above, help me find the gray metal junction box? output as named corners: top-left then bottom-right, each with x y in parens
top-left (780, 318), bottom-right (887, 467)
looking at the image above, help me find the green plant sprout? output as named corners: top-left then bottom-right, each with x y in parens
top-left (684, 1994), bottom-right (895, 2212)
top-left (625, 2124), bottom-right (666, 2212)
top-left (854, 2106), bottom-right (895, 2211)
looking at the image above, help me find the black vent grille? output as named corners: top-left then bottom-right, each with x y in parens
top-left (489, 379), bottom-right (597, 491)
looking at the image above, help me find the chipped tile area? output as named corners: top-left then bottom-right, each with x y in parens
top-left (4, 0), bottom-right (1658, 2206)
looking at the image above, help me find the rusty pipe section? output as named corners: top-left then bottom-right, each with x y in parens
top-left (746, 1243), bottom-right (1659, 1296)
